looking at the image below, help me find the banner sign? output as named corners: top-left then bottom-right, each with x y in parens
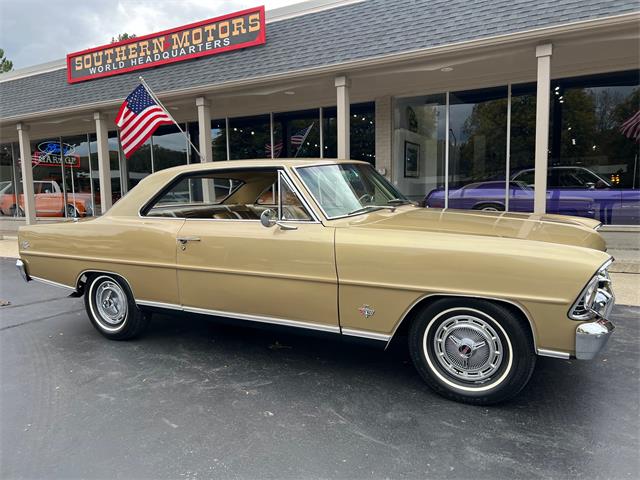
top-left (66, 6), bottom-right (265, 84)
top-left (32, 141), bottom-right (80, 168)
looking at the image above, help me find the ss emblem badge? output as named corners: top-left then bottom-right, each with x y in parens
top-left (358, 305), bottom-right (375, 319)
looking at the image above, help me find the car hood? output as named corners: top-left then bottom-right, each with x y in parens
top-left (344, 207), bottom-right (606, 251)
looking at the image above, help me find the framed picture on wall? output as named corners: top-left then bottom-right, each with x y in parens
top-left (404, 141), bottom-right (420, 178)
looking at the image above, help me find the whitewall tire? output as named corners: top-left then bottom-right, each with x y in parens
top-left (409, 298), bottom-right (536, 405)
top-left (84, 274), bottom-right (149, 340)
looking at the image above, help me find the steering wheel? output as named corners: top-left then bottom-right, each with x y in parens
top-left (358, 193), bottom-right (374, 204)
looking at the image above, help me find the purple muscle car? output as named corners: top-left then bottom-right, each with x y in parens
top-left (424, 166), bottom-right (640, 225)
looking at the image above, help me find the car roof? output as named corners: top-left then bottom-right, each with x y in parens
top-left (159, 158), bottom-right (368, 175)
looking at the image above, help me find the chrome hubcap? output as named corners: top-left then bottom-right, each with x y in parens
top-left (95, 281), bottom-right (127, 325)
top-left (433, 315), bottom-right (503, 382)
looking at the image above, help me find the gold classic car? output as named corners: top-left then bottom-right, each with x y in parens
top-left (16, 159), bottom-right (615, 405)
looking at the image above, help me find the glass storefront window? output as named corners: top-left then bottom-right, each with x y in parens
top-left (152, 124), bottom-right (188, 171)
top-left (447, 86), bottom-right (508, 211)
top-left (89, 131), bottom-right (124, 211)
top-left (508, 83), bottom-right (537, 213)
top-left (547, 70), bottom-right (640, 225)
top-left (351, 102), bottom-right (376, 164)
top-left (228, 114), bottom-right (271, 160)
top-left (28, 137), bottom-right (71, 218)
top-left (273, 109), bottom-right (320, 158)
top-left (211, 119), bottom-right (227, 161)
top-left (61, 134), bottom-right (95, 217)
top-left (126, 138), bottom-right (152, 190)
top-left (393, 94), bottom-right (446, 203)
top-left (0, 143), bottom-right (22, 217)
top-left (323, 102), bottom-right (375, 163)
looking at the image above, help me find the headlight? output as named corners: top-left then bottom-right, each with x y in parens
top-left (569, 259), bottom-right (614, 320)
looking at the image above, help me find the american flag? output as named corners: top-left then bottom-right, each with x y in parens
top-left (291, 123), bottom-right (314, 147)
top-left (115, 84), bottom-right (173, 158)
top-left (266, 141), bottom-right (283, 158)
top-left (620, 110), bottom-right (640, 142)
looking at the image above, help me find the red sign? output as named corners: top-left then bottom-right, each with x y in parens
top-left (32, 152), bottom-right (81, 169)
top-left (66, 6), bottom-right (266, 84)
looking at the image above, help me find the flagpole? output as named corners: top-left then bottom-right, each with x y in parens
top-left (293, 122), bottom-right (314, 158)
top-left (138, 76), bottom-right (204, 161)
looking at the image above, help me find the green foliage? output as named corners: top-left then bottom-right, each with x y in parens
top-left (111, 33), bottom-right (136, 43)
top-left (0, 48), bottom-right (13, 73)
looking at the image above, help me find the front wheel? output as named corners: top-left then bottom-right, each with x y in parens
top-left (84, 274), bottom-right (149, 340)
top-left (408, 298), bottom-right (536, 405)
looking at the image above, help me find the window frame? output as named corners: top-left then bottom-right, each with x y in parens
top-left (139, 166), bottom-right (321, 224)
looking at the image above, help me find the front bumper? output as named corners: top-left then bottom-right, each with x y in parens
top-left (576, 318), bottom-right (615, 360)
top-left (16, 259), bottom-right (30, 283)
top-left (575, 285), bottom-right (615, 360)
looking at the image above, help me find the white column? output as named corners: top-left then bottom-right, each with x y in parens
top-left (196, 97), bottom-right (212, 162)
top-left (16, 123), bottom-right (35, 224)
top-left (93, 112), bottom-right (112, 214)
top-left (335, 75), bottom-right (351, 159)
top-left (534, 44), bottom-right (552, 215)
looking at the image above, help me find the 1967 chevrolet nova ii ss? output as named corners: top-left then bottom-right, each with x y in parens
top-left (16, 159), bottom-right (615, 404)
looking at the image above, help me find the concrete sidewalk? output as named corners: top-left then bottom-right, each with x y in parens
top-left (2, 237), bottom-right (637, 306)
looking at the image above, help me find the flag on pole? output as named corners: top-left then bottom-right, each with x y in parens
top-left (620, 110), bottom-right (640, 142)
top-left (291, 123), bottom-right (314, 157)
top-left (266, 141), bottom-right (283, 158)
top-left (291, 123), bottom-right (314, 147)
top-left (115, 84), bottom-right (173, 158)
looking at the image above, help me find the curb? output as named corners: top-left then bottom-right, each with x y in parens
top-left (610, 262), bottom-right (640, 275)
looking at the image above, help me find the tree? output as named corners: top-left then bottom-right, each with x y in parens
top-left (0, 48), bottom-right (13, 73)
top-left (111, 33), bottom-right (136, 43)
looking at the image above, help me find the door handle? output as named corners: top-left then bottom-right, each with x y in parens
top-left (177, 236), bottom-right (201, 244)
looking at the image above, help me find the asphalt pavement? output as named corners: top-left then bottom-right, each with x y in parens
top-left (1, 257), bottom-right (639, 479)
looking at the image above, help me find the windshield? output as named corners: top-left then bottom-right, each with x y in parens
top-left (296, 163), bottom-right (409, 218)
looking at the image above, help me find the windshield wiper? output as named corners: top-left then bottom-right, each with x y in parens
top-left (386, 198), bottom-right (412, 205)
top-left (348, 205), bottom-right (396, 216)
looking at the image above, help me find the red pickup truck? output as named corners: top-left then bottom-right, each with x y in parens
top-left (0, 180), bottom-right (93, 217)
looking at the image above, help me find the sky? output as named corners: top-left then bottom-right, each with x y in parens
top-left (0, 0), bottom-right (300, 70)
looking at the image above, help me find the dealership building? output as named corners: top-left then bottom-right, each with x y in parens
top-left (0, 0), bottom-right (638, 227)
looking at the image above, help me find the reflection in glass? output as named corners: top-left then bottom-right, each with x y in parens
top-left (548, 70), bottom-right (640, 225)
top-left (228, 115), bottom-right (271, 160)
top-left (508, 83), bottom-right (537, 213)
top-left (394, 94), bottom-right (446, 203)
top-left (61, 134), bottom-right (94, 217)
top-left (297, 163), bottom-right (408, 218)
top-left (152, 124), bottom-right (188, 171)
top-left (273, 109), bottom-right (320, 158)
top-left (211, 119), bottom-right (227, 161)
top-left (322, 103), bottom-right (375, 163)
top-left (0, 143), bottom-right (21, 217)
top-left (447, 86), bottom-right (508, 211)
top-left (126, 138), bottom-right (152, 190)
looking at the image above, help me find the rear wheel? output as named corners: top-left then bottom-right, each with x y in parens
top-left (9, 204), bottom-right (24, 217)
top-left (473, 203), bottom-right (504, 212)
top-left (408, 298), bottom-right (536, 405)
top-left (66, 204), bottom-right (79, 218)
top-left (84, 274), bottom-right (149, 340)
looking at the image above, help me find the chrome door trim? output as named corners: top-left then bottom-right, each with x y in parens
top-left (136, 299), bottom-right (341, 334)
top-left (341, 328), bottom-right (390, 342)
top-left (30, 275), bottom-right (77, 291)
top-left (537, 348), bottom-right (570, 359)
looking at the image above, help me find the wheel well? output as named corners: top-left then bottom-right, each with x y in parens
top-left (75, 271), bottom-right (133, 297)
top-left (387, 294), bottom-right (536, 350)
top-left (472, 202), bottom-right (505, 211)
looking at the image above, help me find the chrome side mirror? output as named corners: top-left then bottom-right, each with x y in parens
top-left (260, 209), bottom-right (277, 228)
